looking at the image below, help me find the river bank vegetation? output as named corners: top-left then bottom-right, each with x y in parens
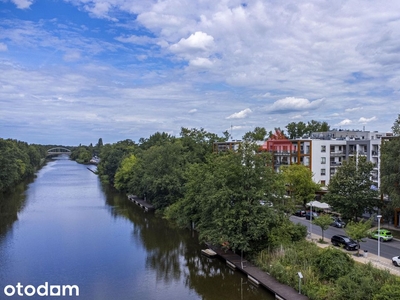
top-left (256, 240), bottom-right (400, 300)
top-left (0, 138), bottom-right (47, 192)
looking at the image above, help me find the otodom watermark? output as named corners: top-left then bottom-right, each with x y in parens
top-left (3, 282), bottom-right (79, 297)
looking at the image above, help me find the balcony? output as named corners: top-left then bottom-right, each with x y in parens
top-left (330, 151), bottom-right (345, 156)
top-left (274, 151), bottom-right (293, 155)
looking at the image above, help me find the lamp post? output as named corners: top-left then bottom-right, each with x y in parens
top-left (297, 272), bottom-right (303, 294)
top-left (377, 214), bottom-right (382, 262)
top-left (309, 202), bottom-right (313, 239)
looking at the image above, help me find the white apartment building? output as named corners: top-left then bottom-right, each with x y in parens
top-left (309, 130), bottom-right (387, 188)
top-left (264, 130), bottom-right (391, 188)
top-left (216, 130), bottom-right (391, 189)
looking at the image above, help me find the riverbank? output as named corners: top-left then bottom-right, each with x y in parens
top-left (210, 246), bottom-right (309, 299)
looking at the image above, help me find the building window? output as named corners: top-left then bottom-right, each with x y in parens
top-left (321, 168), bottom-right (326, 175)
top-left (321, 157), bottom-right (326, 164)
top-left (321, 145), bottom-right (326, 152)
top-left (321, 180), bottom-right (326, 186)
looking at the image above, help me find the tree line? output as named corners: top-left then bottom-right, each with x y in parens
top-left (0, 139), bottom-right (47, 191)
top-left (92, 127), bottom-right (317, 255)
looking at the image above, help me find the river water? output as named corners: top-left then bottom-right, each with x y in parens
top-left (0, 156), bottom-right (274, 299)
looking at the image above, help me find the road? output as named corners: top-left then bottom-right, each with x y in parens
top-left (290, 216), bottom-right (400, 259)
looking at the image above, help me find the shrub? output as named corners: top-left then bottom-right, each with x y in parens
top-left (314, 247), bottom-right (354, 281)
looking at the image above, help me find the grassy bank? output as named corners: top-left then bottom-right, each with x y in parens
top-left (255, 240), bottom-right (400, 300)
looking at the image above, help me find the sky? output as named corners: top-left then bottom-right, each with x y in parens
top-left (1, 0), bottom-right (399, 146)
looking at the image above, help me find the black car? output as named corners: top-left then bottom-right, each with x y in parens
top-left (294, 210), bottom-right (306, 217)
top-left (331, 235), bottom-right (359, 251)
top-left (331, 217), bottom-right (346, 228)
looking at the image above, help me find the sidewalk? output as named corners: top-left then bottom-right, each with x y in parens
top-left (308, 233), bottom-right (400, 276)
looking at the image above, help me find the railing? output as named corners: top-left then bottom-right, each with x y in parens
top-left (330, 151), bottom-right (345, 156)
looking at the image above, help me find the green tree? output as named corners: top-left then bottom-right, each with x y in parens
top-left (242, 127), bottom-right (267, 142)
top-left (114, 154), bottom-right (137, 191)
top-left (344, 219), bottom-right (372, 256)
top-left (312, 214), bottom-right (332, 241)
top-left (167, 142), bottom-right (286, 254)
top-left (380, 138), bottom-right (400, 208)
top-left (285, 120), bottom-right (330, 139)
top-left (314, 247), bottom-right (354, 281)
top-left (281, 164), bottom-right (320, 208)
top-left (138, 132), bottom-right (175, 150)
top-left (179, 127), bottom-right (225, 164)
top-left (324, 156), bottom-right (380, 221)
top-left (391, 114), bottom-right (400, 135)
top-left (131, 141), bottom-right (186, 210)
top-left (97, 140), bottom-right (136, 184)
top-left (285, 121), bottom-right (307, 139)
top-left (306, 120), bottom-right (330, 134)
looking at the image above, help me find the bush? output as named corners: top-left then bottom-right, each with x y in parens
top-left (334, 264), bottom-right (381, 300)
top-left (314, 247), bottom-right (354, 281)
top-left (373, 280), bottom-right (400, 300)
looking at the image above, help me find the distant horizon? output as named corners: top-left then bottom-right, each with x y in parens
top-left (2, 125), bottom-right (394, 148)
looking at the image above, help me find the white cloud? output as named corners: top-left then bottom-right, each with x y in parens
top-left (170, 31), bottom-right (214, 53)
top-left (189, 57), bottom-right (213, 68)
top-left (226, 108), bottom-right (252, 119)
top-left (345, 107), bottom-right (363, 112)
top-left (290, 114), bottom-right (304, 120)
top-left (359, 116), bottom-right (377, 123)
top-left (268, 97), bottom-right (324, 113)
top-left (337, 119), bottom-right (353, 126)
top-left (11, 0), bottom-right (33, 9)
top-left (188, 109), bottom-right (197, 114)
top-left (115, 35), bottom-right (156, 45)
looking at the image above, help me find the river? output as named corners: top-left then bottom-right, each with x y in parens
top-left (0, 156), bottom-right (274, 299)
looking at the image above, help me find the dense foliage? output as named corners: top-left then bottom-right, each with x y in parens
top-left (281, 163), bottom-right (320, 207)
top-left (380, 136), bottom-right (400, 207)
top-left (285, 120), bottom-right (330, 139)
top-left (257, 241), bottom-right (399, 300)
top-left (0, 138), bottom-right (46, 191)
top-left (166, 142), bottom-right (306, 254)
top-left (324, 156), bottom-right (380, 221)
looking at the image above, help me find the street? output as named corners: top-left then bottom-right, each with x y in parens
top-left (290, 216), bottom-right (400, 260)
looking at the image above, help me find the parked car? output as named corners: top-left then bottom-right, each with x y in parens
top-left (392, 256), bottom-right (400, 267)
top-left (305, 212), bottom-right (319, 220)
top-left (368, 229), bottom-right (393, 242)
top-left (294, 210), bottom-right (306, 217)
top-left (331, 217), bottom-right (346, 228)
top-left (331, 235), bottom-right (359, 251)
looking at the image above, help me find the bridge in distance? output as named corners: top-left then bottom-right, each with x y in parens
top-left (47, 147), bottom-right (71, 157)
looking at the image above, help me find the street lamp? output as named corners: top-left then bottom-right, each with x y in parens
top-left (377, 214), bottom-right (382, 262)
top-left (297, 272), bottom-right (303, 294)
top-left (309, 202), bottom-right (313, 239)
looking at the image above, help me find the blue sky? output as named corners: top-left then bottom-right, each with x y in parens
top-left (1, 0), bottom-right (399, 146)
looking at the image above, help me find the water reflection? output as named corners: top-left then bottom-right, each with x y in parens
top-left (103, 187), bottom-right (273, 299)
top-left (0, 180), bottom-right (32, 237)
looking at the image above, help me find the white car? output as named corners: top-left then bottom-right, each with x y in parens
top-left (392, 256), bottom-right (400, 267)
